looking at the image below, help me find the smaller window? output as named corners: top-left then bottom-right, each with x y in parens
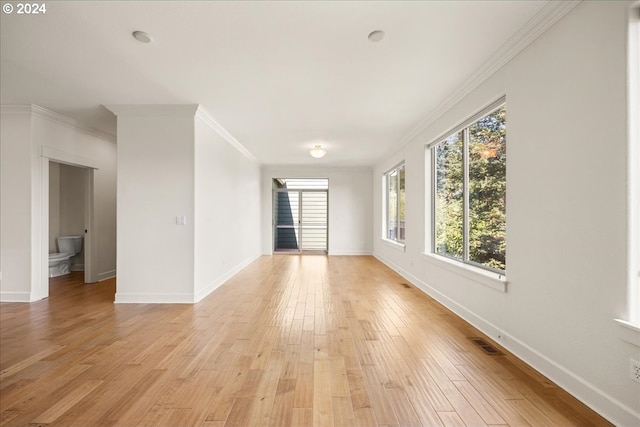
top-left (384, 163), bottom-right (406, 243)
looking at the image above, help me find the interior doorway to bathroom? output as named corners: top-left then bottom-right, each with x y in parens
top-left (49, 162), bottom-right (87, 277)
top-left (273, 178), bottom-right (328, 254)
top-left (41, 157), bottom-right (97, 299)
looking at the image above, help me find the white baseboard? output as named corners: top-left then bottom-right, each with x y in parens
top-left (0, 291), bottom-right (32, 302)
top-left (194, 253), bottom-right (262, 303)
top-left (114, 292), bottom-right (194, 304)
top-left (499, 327), bottom-right (640, 427)
top-left (114, 254), bottom-right (261, 304)
top-left (373, 254), bottom-right (502, 338)
top-left (98, 270), bottom-right (116, 281)
top-left (328, 250), bottom-right (373, 256)
top-left (262, 250), bottom-right (373, 256)
top-left (373, 253), bottom-right (640, 427)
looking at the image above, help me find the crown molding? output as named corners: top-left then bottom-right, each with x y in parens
top-left (104, 104), bottom-right (199, 117)
top-left (102, 103), bottom-right (257, 162)
top-left (0, 104), bottom-right (33, 115)
top-left (1, 104), bottom-right (116, 143)
top-left (391, 0), bottom-right (582, 155)
top-left (32, 105), bottom-right (117, 143)
top-left (195, 107), bottom-right (258, 163)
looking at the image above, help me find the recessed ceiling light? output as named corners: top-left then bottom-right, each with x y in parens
top-left (368, 30), bottom-right (385, 43)
top-left (132, 31), bottom-right (153, 43)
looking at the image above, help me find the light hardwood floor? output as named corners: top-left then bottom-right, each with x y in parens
top-left (0, 256), bottom-right (611, 426)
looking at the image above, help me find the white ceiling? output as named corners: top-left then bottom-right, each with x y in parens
top-left (1, 1), bottom-right (549, 166)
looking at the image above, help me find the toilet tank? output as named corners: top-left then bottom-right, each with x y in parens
top-left (57, 235), bottom-right (83, 255)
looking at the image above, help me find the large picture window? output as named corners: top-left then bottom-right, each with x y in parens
top-left (385, 163), bottom-right (405, 243)
top-left (433, 103), bottom-right (506, 273)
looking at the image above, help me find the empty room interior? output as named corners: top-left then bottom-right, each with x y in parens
top-left (1, 1), bottom-right (639, 426)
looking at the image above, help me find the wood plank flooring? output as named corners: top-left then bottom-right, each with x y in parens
top-left (0, 255), bottom-right (612, 426)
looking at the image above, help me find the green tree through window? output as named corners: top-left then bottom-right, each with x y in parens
top-left (434, 105), bottom-right (506, 272)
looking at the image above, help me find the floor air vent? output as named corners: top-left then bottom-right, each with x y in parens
top-left (469, 338), bottom-right (503, 356)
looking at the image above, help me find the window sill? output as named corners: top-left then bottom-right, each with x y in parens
top-left (381, 238), bottom-right (406, 252)
top-left (422, 253), bottom-right (507, 293)
top-left (614, 319), bottom-right (640, 347)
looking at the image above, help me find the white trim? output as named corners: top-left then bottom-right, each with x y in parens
top-left (42, 146), bottom-right (100, 170)
top-left (383, 160), bottom-right (406, 176)
top-left (427, 102), bottom-right (506, 283)
top-left (328, 250), bottom-right (373, 256)
top-left (194, 253), bottom-right (261, 303)
top-left (1, 104), bottom-right (116, 143)
top-left (36, 157), bottom-right (49, 301)
top-left (614, 319), bottom-right (640, 347)
top-left (114, 292), bottom-right (195, 304)
top-left (499, 327), bottom-right (640, 427)
top-left (264, 250), bottom-right (373, 256)
top-left (626, 1), bottom-right (640, 326)
top-left (383, 162), bottom-right (406, 246)
top-left (375, 253), bottom-right (503, 338)
top-left (423, 252), bottom-right (507, 293)
top-left (114, 254), bottom-right (261, 304)
top-left (390, 1), bottom-right (581, 155)
top-left (375, 253), bottom-right (639, 427)
top-left (426, 96), bottom-right (506, 150)
top-left (381, 238), bottom-right (405, 252)
top-left (98, 270), bottom-right (116, 282)
top-left (0, 292), bottom-right (32, 302)
top-left (195, 107), bottom-right (258, 163)
top-left (40, 157), bottom-right (99, 299)
top-left (0, 104), bottom-right (32, 115)
top-left (104, 104), bottom-right (199, 117)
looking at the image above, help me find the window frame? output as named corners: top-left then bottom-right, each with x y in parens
top-left (618, 4), bottom-right (640, 335)
top-left (630, 3), bottom-right (640, 327)
top-left (383, 162), bottom-right (406, 245)
top-left (430, 97), bottom-right (506, 275)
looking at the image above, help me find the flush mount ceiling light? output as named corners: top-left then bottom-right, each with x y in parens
top-left (132, 30), bottom-right (153, 43)
top-left (310, 145), bottom-right (327, 159)
top-left (368, 30), bottom-right (385, 42)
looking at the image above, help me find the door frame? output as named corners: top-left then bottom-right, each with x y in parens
top-left (273, 187), bottom-right (328, 254)
top-left (39, 147), bottom-right (99, 299)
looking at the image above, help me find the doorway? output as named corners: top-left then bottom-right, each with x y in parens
top-left (38, 154), bottom-right (98, 301)
top-left (49, 162), bottom-right (86, 276)
top-left (273, 178), bottom-right (328, 254)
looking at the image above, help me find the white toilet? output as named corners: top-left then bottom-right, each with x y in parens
top-left (49, 236), bottom-right (83, 278)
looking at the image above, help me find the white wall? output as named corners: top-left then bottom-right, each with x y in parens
top-left (95, 160), bottom-right (117, 281)
top-left (33, 111), bottom-right (117, 285)
top-left (261, 166), bottom-right (372, 255)
top-left (194, 113), bottom-right (261, 301)
top-left (112, 105), bottom-right (262, 303)
top-left (113, 106), bottom-right (196, 303)
top-left (0, 105), bottom-right (117, 301)
top-left (0, 111), bottom-right (33, 300)
top-left (373, 2), bottom-right (639, 426)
